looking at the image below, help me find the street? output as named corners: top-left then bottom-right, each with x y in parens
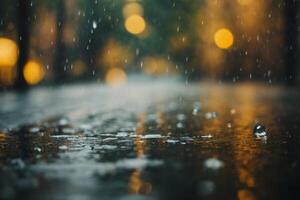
top-left (0, 81), bottom-right (300, 200)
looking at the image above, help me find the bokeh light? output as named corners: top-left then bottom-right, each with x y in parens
top-left (125, 15), bottom-right (146, 35)
top-left (237, 0), bottom-right (253, 6)
top-left (99, 39), bottom-right (133, 69)
top-left (71, 60), bottom-right (86, 77)
top-left (142, 57), bottom-right (176, 76)
top-left (169, 34), bottom-right (189, 52)
top-left (23, 60), bottom-right (45, 85)
top-left (214, 28), bottom-right (234, 49)
top-left (105, 67), bottom-right (127, 87)
top-left (123, 2), bottom-right (144, 18)
top-left (0, 38), bottom-right (18, 68)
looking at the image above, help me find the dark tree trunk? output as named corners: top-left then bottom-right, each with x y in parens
top-left (54, 0), bottom-right (66, 83)
top-left (284, 0), bottom-right (299, 85)
top-left (15, 0), bottom-right (30, 90)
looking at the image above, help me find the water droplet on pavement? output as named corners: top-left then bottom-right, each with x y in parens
top-left (253, 123), bottom-right (267, 137)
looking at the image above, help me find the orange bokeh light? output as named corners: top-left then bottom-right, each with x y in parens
top-left (0, 38), bottom-right (18, 68)
top-left (23, 60), bottom-right (45, 85)
top-left (123, 2), bottom-right (144, 18)
top-left (214, 28), bottom-right (234, 49)
top-left (125, 15), bottom-right (146, 35)
top-left (105, 67), bottom-right (127, 87)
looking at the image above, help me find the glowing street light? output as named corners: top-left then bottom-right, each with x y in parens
top-left (214, 28), bottom-right (234, 49)
top-left (125, 15), bottom-right (146, 35)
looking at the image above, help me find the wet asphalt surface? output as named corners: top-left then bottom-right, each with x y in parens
top-left (0, 81), bottom-right (300, 200)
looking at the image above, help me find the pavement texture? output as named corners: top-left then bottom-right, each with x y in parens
top-left (0, 81), bottom-right (300, 200)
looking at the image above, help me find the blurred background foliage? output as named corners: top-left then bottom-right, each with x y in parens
top-left (0, 0), bottom-right (298, 89)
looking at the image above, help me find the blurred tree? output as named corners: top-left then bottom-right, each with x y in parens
top-left (77, 0), bottom-right (122, 79)
top-left (54, 0), bottom-right (67, 83)
top-left (15, 0), bottom-right (30, 89)
top-left (284, 0), bottom-right (299, 85)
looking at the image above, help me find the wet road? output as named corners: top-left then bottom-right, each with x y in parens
top-left (0, 81), bottom-right (300, 200)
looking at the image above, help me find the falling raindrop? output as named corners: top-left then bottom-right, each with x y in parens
top-left (92, 21), bottom-right (97, 29)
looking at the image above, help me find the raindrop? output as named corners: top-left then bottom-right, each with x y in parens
top-left (201, 134), bottom-right (213, 139)
top-left (94, 145), bottom-right (117, 150)
top-left (103, 137), bottom-right (117, 142)
top-left (59, 145), bottom-right (68, 150)
top-left (176, 114), bottom-right (186, 121)
top-left (141, 134), bottom-right (163, 139)
top-left (29, 127), bottom-right (40, 133)
top-left (176, 122), bottom-right (184, 128)
top-left (205, 112), bottom-right (217, 119)
top-left (253, 123), bottom-right (267, 137)
top-left (34, 147), bottom-right (42, 153)
top-left (58, 118), bottom-right (69, 126)
top-left (204, 158), bottom-right (224, 170)
top-left (62, 128), bottom-right (75, 134)
top-left (166, 139), bottom-right (179, 144)
top-left (192, 108), bottom-right (199, 116)
top-left (116, 132), bottom-right (128, 137)
top-left (92, 21), bottom-right (97, 29)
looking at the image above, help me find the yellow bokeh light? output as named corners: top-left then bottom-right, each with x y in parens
top-left (142, 57), bottom-right (176, 76)
top-left (99, 39), bottom-right (133, 69)
top-left (237, 0), bottom-right (253, 6)
top-left (123, 2), bottom-right (144, 18)
top-left (214, 28), bottom-right (234, 49)
top-left (71, 60), bottom-right (86, 77)
top-left (23, 60), bottom-right (45, 85)
top-left (125, 15), bottom-right (146, 35)
top-left (0, 38), bottom-right (18, 68)
top-left (105, 67), bottom-right (127, 87)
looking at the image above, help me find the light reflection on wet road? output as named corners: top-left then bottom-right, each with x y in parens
top-left (0, 82), bottom-right (300, 200)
